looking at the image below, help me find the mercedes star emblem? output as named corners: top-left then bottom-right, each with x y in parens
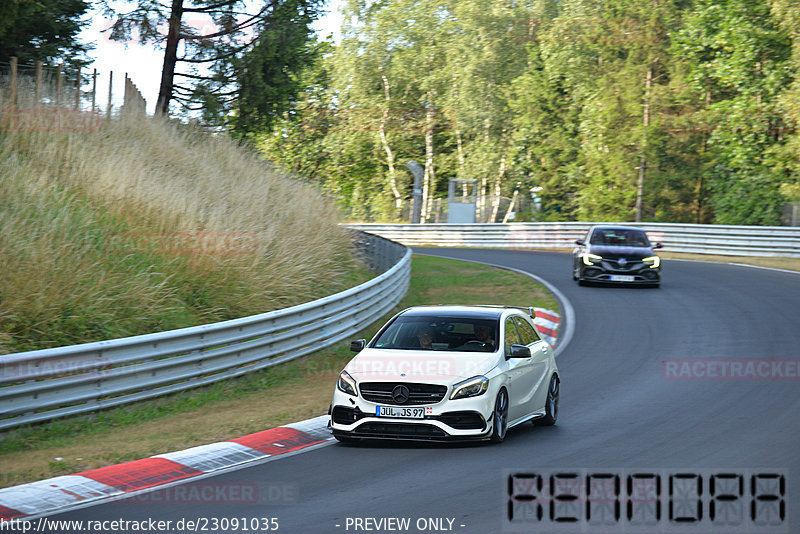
top-left (392, 385), bottom-right (410, 404)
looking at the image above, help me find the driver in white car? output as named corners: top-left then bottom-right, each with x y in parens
top-left (473, 324), bottom-right (495, 350)
top-left (415, 326), bottom-right (434, 349)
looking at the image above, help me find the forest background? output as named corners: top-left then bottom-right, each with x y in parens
top-left (257, 0), bottom-right (800, 225)
top-left (4, 0), bottom-right (800, 225)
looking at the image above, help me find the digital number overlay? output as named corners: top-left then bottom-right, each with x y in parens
top-left (504, 468), bottom-right (787, 533)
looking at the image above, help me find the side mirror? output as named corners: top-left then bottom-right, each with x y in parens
top-left (653, 242), bottom-right (663, 250)
top-left (350, 339), bottom-right (366, 353)
top-left (575, 239), bottom-right (585, 246)
top-left (509, 344), bottom-right (531, 359)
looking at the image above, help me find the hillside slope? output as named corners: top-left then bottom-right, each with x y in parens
top-left (0, 111), bottom-right (361, 353)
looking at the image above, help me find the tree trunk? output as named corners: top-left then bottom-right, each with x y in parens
top-left (422, 91), bottom-right (436, 223)
top-left (696, 90), bottom-right (711, 224)
top-left (490, 156), bottom-right (506, 223)
top-left (380, 75), bottom-right (403, 210)
top-left (502, 189), bottom-right (519, 223)
top-left (156, 0), bottom-right (184, 116)
top-left (635, 65), bottom-right (652, 222)
top-left (478, 176), bottom-right (487, 222)
top-left (477, 118), bottom-right (492, 222)
top-left (421, 165), bottom-right (429, 224)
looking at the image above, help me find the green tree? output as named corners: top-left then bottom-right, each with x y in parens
top-left (770, 0), bottom-right (800, 208)
top-left (255, 0), bottom-right (799, 226)
top-left (103, 0), bottom-right (322, 118)
top-left (224, 0), bottom-right (322, 132)
top-left (320, 0), bottom-right (453, 220)
top-left (508, 2), bottom-right (582, 221)
top-left (675, 0), bottom-right (792, 224)
top-left (255, 40), bottom-right (335, 180)
top-left (313, 0), bottom-right (534, 221)
top-left (443, 0), bottom-right (532, 222)
top-left (0, 0), bottom-right (91, 69)
top-left (550, 0), bottom-right (685, 221)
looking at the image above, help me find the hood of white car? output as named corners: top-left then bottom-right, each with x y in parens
top-left (345, 348), bottom-right (500, 383)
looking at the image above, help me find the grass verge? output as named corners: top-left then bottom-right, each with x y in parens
top-left (0, 255), bottom-right (558, 488)
top-left (658, 251), bottom-right (800, 272)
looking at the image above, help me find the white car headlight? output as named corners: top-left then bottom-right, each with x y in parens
top-left (450, 376), bottom-right (489, 400)
top-left (583, 253), bottom-right (602, 266)
top-left (337, 370), bottom-right (357, 396)
top-left (643, 256), bottom-right (660, 268)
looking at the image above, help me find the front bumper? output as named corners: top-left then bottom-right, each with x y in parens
top-left (330, 389), bottom-right (495, 441)
top-left (579, 262), bottom-right (660, 284)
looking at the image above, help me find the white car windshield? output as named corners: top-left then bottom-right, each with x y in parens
top-left (372, 316), bottom-right (499, 352)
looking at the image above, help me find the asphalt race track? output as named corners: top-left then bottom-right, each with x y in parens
top-left (48, 248), bottom-right (800, 533)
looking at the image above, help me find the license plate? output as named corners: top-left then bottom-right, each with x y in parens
top-left (375, 406), bottom-right (425, 419)
top-left (610, 275), bottom-right (635, 282)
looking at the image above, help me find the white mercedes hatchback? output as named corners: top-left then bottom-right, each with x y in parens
top-left (330, 305), bottom-right (559, 443)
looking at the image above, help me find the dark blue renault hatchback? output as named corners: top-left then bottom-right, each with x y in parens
top-left (572, 225), bottom-right (663, 287)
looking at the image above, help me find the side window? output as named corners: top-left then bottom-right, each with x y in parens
top-left (504, 317), bottom-right (522, 356)
top-left (513, 316), bottom-right (540, 345)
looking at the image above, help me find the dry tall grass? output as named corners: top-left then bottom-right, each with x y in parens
top-left (0, 102), bottom-right (358, 353)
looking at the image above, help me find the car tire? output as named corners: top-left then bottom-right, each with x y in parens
top-left (538, 375), bottom-right (559, 426)
top-left (490, 388), bottom-right (509, 443)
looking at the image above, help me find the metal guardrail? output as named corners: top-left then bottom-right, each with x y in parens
top-left (345, 222), bottom-right (800, 258)
top-left (0, 232), bottom-right (410, 431)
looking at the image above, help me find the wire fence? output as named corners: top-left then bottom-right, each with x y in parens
top-left (0, 57), bottom-right (146, 119)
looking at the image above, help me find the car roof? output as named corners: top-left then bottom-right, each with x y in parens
top-left (398, 305), bottom-right (530, 320)
top-left (589, 225), bottom-right (647, 233)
